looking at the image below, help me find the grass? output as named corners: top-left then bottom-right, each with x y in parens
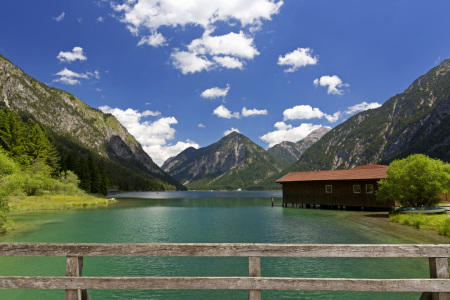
top-left (7, 194), bottom-right (116, 212)
top-left (390, 212), bottom-right (450, 236)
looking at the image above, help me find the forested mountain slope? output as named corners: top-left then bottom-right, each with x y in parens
top-left (0, 54), bottom-right (185, 191)
top-left (163, 132), bottom-right (286, 189)
top-left (256, 58), bottom-right (450, 190)
top-left (267, 127), bottom-right (331, 165)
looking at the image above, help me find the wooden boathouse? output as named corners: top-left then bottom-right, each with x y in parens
top-left (276, 164), bottom-right (397, 210)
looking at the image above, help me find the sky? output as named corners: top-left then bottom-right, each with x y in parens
top-left (1, 0), bottom-right (450, 166)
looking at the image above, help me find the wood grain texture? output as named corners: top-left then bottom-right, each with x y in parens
top-left (249, 257), bottom-right (261, 300)
top-left (1, 277), bottom-right (450, 292)
top-left (1, 243), bottom-right (450, 258)
top-left (429, 258), bottom-right (450, 300)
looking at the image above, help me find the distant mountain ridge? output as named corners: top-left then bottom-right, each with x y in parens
top-left (256, 58), bottom-right (450, 190)
top-left (267, 127), bottom-right (331, 165)
top-left (0, 54), bottom-right (185, 190)
top-left (162, 132), bottom-right (286, 189)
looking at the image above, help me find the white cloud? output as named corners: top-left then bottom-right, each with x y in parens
top-left (314, 75), bottom-right (349, 95)
top-left (242, 107), bottom-right (267, 117)
top-left (57, 47), bottom-right (87, 63)
top-left (143, 140), bottom-right (200, 166)
top-left (99, 105), bottom-right (197, 166)
top-left (170, 50), bottom-right (214, 74)
top-left (53, 68), bottom-right (90, 85)
top-left (278, 48), bottom-right (318, 72)
top-left (224, 127), bottom-right (240, 136)
top-left (198, 123), bottom-right (205, 128)
top-left (201, 84), bottom-right (230, 99)
top-left (283, 105), bottom-right (341, 123)
top-left (96, 88), bottom-right (101, 92)
top-left (213, 56), bottom-right (244, 69)
top-left (78, 17), bottom-right (83, 22)
top-left (112, 0), bottom-right (283, 35)
top-left (171, 30), bottom-right (258, 74)
top-left (97, 16), bottom-right (105, 22)
top-left (137, 31), bottom-right (168, 47)
top-left (345, 102), bottom-right (381, 114)
top-left (213, 105), bottom-right (240, 119)
top-left (53, 12), bottom-right (65, 22)
top-left (260, 122), bottom-right (327, 147)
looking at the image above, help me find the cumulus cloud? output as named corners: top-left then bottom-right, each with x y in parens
top-left (242, 107), bottom-right (267, 117)
top-left (213, 56), bottom-right (244, 69)
top-left (170, 50), bottom-right (214, 75)
top-left (110, 0), bottom-right (282, 74)
top-left (314, 75), bottom-right (349, 95)
top-left (112, 0), bottom-right (283, 35)
top-left (260, 122), bottom-right (327, 147)
top-left (198, 123), bottom-right (205, 128)
top-left (143, 140), bottom-right (200, 166)
top-left (57, 47), bottom-right (87, 63)
top-left (213, 105), bottom-right (240, 119)
top-left (78, 17), bottom-right (83, 22)
top-left (277, 48), bottom-right (318, 72)
top-left (224, 127), bottom-right (240, 136)
top-left (53, 12), bottom-right (65, 22)
top-left (283, 105), bottom-right (341, 123)
top-left (99, 105), bottom-right (188, 165)
top-left (172, 30), bottom-right (258, 74)
top-left (345, 102), bottom-right (381, 115)
top-left (97, 16), bottom-right (105, 22)
top-left (137, 31), bottom-right (168, 47)
top-left (201, 84), bottom-right (230, 99)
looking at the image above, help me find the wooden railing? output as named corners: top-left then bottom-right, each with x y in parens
top-left (1, 243), bottom-right (450, 300)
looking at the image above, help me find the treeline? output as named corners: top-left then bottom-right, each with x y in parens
top-left (1, 107), bottom-right (174, 192)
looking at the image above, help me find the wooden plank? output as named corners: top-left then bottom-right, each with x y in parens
top-left (65, 257), bottom-right (79, 300)
top-left (1, 277), bottom-right (450, 292)
top-left (429, 258), bottom-right (450, 300)
top-left (1, 243), bottom-right (450, 258)
top-left (249, 257), bottom-right (261, 300)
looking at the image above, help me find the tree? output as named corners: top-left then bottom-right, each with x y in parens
top-left (377, 154), bottom-right (450, 207)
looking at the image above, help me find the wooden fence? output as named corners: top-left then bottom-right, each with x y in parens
top-left (1, 243), bottom-right (450, 300)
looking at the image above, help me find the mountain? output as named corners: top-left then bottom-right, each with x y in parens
top-left (162, 132), bottom-right (286, 189)
top-left (256, 58), bottom-right (450, 190)
top-left (267, 127), bottom-right (331, 165)
top-left (0, 54), bottom-right (185, 191)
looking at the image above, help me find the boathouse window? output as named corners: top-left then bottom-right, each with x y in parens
top-left (366, 184), bottom-right (374, 193)
top-left (353, 185), bottom-right (361, 193)
top-left (325, 185), bottom-right (332, 193)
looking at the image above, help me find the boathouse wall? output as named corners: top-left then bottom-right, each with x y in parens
top-left (281, 180), bottom-right (395, 208)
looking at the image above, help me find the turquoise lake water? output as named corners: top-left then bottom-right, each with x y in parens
top-left (0, 191), bottom-right (448, 299)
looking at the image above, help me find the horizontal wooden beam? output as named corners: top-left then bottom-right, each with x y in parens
top-left (1, 243), bottom-right (450, 258)
top-left (1, 277), bottom-right (450, 292)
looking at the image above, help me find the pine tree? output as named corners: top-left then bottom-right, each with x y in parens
top-left (100, 171), bottom-right (109, 195)
top-left (88, 155), bottom-right (100, 193)
top-left (76, 156), bottom-right (91, 192)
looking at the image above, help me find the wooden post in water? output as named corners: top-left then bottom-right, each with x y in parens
top-left (249, 257), bottom-right (261, 300)
top-left (65, 257), bottom-right (90, 300)
top-left (271, 197), bottom-right (273, 207)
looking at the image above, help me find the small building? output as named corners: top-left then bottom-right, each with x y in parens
top-left (276, 164), bottom-right (397, 209)
top-left (107, 189), bottom-right (117, 196)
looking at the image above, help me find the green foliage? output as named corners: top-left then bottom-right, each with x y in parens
top-left (377, 154), bottom-right (450, 207)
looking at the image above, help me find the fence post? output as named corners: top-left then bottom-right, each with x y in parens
top-left (249, 257), bottom-right (261, 300)
top-left (65, 257), bottom-right (91, 300)
top-left (428, 257), bottom-right (450, 300)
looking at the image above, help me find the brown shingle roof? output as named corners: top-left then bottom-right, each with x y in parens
top-left (276, 164), bottom-right (388, 183)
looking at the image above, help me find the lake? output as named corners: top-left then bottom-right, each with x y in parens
top-left (0, 191), bottom-right (448, 299)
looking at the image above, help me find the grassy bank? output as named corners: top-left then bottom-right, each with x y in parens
top-left (390, 213), bottom-right (450, 236)
top-left (8, 194), bottom-right (116, 212)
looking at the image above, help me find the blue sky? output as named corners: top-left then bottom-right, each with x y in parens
top-left (1, 0), bottom-right (450, 165)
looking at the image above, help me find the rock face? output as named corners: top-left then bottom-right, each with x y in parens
top-left (0, 54), bottom-right (184, 190)
top-left (162, 132), bottom-right (286, 188)
top-left (267, 127), bottom-right (331, 165)
top-left (293, 58), bottom-right (450, 171)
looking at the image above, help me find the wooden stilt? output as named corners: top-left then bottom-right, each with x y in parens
top-left (249, 257), bottom-right (261, 300)
top-left (427, 257), bottom-right (450, 300)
